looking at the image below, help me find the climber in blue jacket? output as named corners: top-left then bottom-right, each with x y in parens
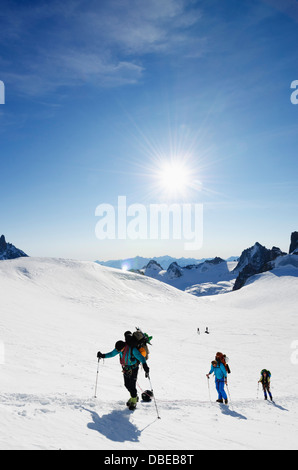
top-left (207, 360), bottom-right (228, 404)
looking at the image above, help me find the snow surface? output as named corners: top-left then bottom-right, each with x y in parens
top-left (0, 257), bottom-right (298, 450)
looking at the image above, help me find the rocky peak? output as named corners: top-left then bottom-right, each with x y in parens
top-left (233, 242), bottom-right (285, 291)
top-left (143, 260), bottom-right (163, 279)
top-left (234, 242), bottom-right (284, 274)
top-left (167, 261), bottom-right (183, 279)
top-left (0, 235), bottom-right (7, 252)
top-left (0, 234), bottom-right (28, 260)
top-left (205, 256), bottom-right (225, 266)
top-left (145, 260), bottom-right (163, 271)
top-left (289, 232), bottom-right (298, 254)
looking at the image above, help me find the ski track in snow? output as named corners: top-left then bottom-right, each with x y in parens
top-left (0, 391), bottom-right (297, 450)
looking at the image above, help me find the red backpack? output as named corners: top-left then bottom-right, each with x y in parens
top-left (216, 352), bottom-right (231, 374)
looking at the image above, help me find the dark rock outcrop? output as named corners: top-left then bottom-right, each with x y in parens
top-left (233, 242), bottom-right (285, 291)
top-left (289, 232), bottom-right (298, 254)
top-left (0, 235), bottom-right (28, 260)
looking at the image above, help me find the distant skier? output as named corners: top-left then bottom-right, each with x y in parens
top-left (205, 327), bottom-right (209, 334)
top-left (258, 369), bottom-right (273, 401)
top-left (206, 360), bottom-right (228, 404)
top-left (97, 339), bottom-right (150, 410)
top-left (197, 328), bottom-right (200, 335)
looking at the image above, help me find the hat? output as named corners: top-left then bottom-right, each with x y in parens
top-left (115, 340), bottom-right (126, 351)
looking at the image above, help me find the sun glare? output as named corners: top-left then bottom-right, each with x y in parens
top-left (157, 161), bottom-right (192, 195)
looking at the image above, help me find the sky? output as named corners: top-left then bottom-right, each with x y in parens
top-left (1, 0), bottom-right (298, 262)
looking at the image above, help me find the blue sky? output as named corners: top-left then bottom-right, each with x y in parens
top-left (1, 0), bottom-right (298, 261)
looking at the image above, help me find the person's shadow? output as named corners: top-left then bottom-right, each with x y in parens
top-left (82, 407), bottom-right (142, 443)
top-left (219, 404), bottom-right (247, 420)
top-left (268, 401), bottom-right (288, 412)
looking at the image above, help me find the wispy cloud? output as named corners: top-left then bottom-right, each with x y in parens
top-left (0, 0), bottom-right (203, 96)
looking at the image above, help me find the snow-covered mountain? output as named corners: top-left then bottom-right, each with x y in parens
top-left (0, 256), bottom-right (297, 450)
top-left (0, 235), bottom-right (28, 260)
top-left (142, 257), bottom-right (237, 296)
top-left (140, 233), bottom-right (298, 297)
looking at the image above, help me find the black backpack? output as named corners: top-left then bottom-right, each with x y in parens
top-left (124, 328), bottom-right (152, 360)
top-left (260, 369), bottom-right (271, 383)
top-left (141, 390), bottom-right (153, 402)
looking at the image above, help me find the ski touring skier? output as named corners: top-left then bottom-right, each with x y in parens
top-left (206, 360), bottom-right (228, 404)
top-left (97, 339), bottom-right (150, 410)
top-left (258, 369), bottom-right (273, 401)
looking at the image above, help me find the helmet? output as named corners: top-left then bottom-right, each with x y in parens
top-left (115, 340), bottom-right (126, 351)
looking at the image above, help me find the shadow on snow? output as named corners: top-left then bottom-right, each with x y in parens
top-left (219, 404), bottom-right (247, 420)
top-left (82, 407), bottom-right (142, 443)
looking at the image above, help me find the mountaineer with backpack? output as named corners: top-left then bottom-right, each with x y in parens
top-left (97, 329), bottom-right (151, 410)
top-left (215, 352), bottom-right (231, 374)
top-left (206, 360), bottom-right (228, 404)
top-left (258, 369), bottom-right (273, 401)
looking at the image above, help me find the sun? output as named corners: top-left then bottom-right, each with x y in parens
top-left (157, 160), bottom-right (192, 195)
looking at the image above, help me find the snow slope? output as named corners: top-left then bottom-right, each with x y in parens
top-left (0, 257), bottom-right (297, 450)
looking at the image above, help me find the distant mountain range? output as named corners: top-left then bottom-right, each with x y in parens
top-left (96, 231), bottom-right (298, 297)
top-left (96, 254), bottom-right (239, 271)
top-left (1, 231), bottom-right (298, 297)
top-left (141, 256), bottom-right (238, 296)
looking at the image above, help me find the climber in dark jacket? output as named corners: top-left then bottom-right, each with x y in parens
top-left (258, 369), bottom-right (273, 401)
top-left (97, 340), bottom-right (149, 409)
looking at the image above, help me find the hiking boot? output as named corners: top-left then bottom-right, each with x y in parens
top-left (216, 399), bottom-right (223, 403)
top-left (224, 399), bottom-right (228, 405)
top-left (127, 396), bottom-right (138, 410)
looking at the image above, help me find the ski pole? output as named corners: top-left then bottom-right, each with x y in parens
top-left (94, 358), bottom-right (100, 398)
top-left (148, 375), bottom-right (161, 420)
top-left (257, 382), bottom-right (260, 400)
top-left (207, 376), bottom-right (212, 403)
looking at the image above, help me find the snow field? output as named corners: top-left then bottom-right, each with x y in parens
top-left (0, 257), bottom-right (297, 449)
